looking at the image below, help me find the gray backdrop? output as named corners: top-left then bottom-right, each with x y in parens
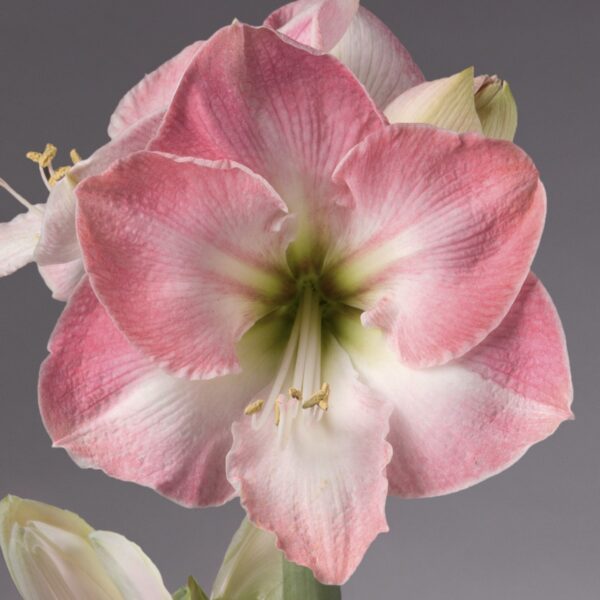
top-left (0, 1), bottom-right (598, 598)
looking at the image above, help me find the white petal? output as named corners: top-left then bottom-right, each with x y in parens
top-left (0, 206), bottom-right (44, 277)
top-left (331, 6), bottom-right (424, 109)
top-left (38, 258), bottom-right (85, 301)
top-left (90, 531), bottom-right (171, 600)
top-left (227, 334), bottom-right (392, 584)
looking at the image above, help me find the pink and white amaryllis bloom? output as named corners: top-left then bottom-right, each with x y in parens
top-left (40, 24), bottom-right (572, 584)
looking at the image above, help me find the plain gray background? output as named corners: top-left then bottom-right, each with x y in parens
top-left (0, 1), bottom-right (598, 598)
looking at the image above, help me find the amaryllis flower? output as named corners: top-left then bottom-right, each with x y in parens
top-left (40, 24), bottom-right (572, 584)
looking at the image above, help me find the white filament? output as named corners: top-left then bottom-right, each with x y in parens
top-left (0, 178), bottom-right (35, 210)
top-left (252, 285), bottom-right (325, 442)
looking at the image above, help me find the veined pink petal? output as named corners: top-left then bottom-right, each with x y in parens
top-left (265, 3), bottom-right (424, 109)
top-left (77, 151), bottom-right (294, 379)
top-left (337, 273), bottom-right (572, 498)
top-left (38, 258), bottom-right (85, 301)
top-left (264, 0), bottom-right (359, 51)
top-left (151, 23), bottom-right (384, 217)
top-left (330, 124), bottom-right (546, 367)
top-left (108, 41), bottom-right (204, 139)
top-left (0, 206), bottom-right (44, 277)
top-left (330, 6), bottom-right (424, 109)
top-left (35, 112), bottom-right (163, 268)
top-left (39, 281), bottom-right (282, 507)
top-left (227, 335), bottom-right (392, 585)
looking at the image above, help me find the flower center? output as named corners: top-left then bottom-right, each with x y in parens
top-left (244, 284), bottom-right (330, 438)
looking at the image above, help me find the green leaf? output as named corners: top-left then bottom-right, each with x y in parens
top-left (282, 559), bottom-right (341, 600)
top-left (172, 576), bottom-right (209, 600)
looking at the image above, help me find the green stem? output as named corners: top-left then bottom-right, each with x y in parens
top-left (283, 558), bottom-right (342, 600)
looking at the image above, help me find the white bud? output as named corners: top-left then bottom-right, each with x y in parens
top-left (0, 495), bottom-right (171, 600)
top-left (210, 518), bottom-right (283, 600)
top-left (385, 68), bottom-right (518, 141)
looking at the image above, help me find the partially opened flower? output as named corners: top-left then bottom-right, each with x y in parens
top-left (0, 113), bottom-right (161, 300)
top-left (40, 23), bottom-right (572, 584)
top-left (0, 495), bottom-right (170, 600)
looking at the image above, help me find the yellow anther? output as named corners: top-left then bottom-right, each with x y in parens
top-left (289, 387), bottom-right (302, 400)
top-left (48, 166), bottom-right (71, 187)
top-left (302, 383), bottom-right (330, 411)
top-left (25, 151), bottom-right (43, 163)
top-left (70, 149), bottom-right (82, 164)
top-left (274, 398), bottom-right (281, 426)
top-left (26, 143), bottom-right (58, 168)
top-left (302, 394), bottom-right (321, 409)
top-left (244, 398), bottom-right (265, 416)
top-left (40, 144), bottom-right (58, 168)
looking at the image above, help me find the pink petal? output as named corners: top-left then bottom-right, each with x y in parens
top-left (77, 151), bottom-right (293, 379)
top-left (151, 23), bottom-right (384, 211)
top-left (337, 273), bottom-right (572, 498)
top-left (0, 206), bottom-right (44, 277)
top-left (39, 281), bottom-right (281, 507)
top-left (35, 112), bottom-right (162, 268)
top-left (38, 258), bottom-right (85, 301)
top-left (264, 0), bottom-right (359, 51)
top-left (108, 41), bottom-right (204, 139)
top-left (227, 335), bottom-right (392, 585)
top-left (265, 3), bottom-right (424, 109)
top-left (330, 124), bottom-right (546, 367)
top-left (330, 6), bottom-right (425, 108)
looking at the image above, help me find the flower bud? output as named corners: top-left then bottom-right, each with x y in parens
top-left (210, 518), bottom-right (340, 600)
top-left (385, 67), bottom-right (517, 141)
top-left (473, 74), bottom-right (518, 141)
top-left (210, 518), bottom-right (283, 600)
top-left (0, 495), bottom-right (170, 600)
